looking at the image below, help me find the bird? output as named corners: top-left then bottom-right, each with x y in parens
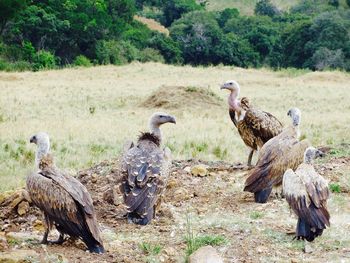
top-left (120, 112), bottom-right (176, 225)
top-left (244, 108), bottom-right (311, 203)
top-left (220, 80), bottom-right (283, 166)
top-left (26, 132), bottom-right (104, 253)
top-left (283, 147), bottom-right (329, 242)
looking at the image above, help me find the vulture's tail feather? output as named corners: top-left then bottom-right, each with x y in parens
top-left (88, 244), bottom-right (105, 254)
top-left (254, 188), bottom-right (272, 203)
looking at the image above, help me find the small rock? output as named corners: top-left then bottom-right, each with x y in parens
top-left (17, 201), bottom-right (30, 216)
top-left (6, 232), bottom-right (41, 244)
top-left (91, 174), bottom-right (98, 183)
top-left (0, 249), bottom-right (39, 262)
top-left (184, 166), bottom-right (191, 173)
top-left (189, 246), bottom-right (223, 263)
top-left (173, 188), bottom-right (192, 202)
top-left (191, 165), bottom-right (208, 177)
top-left (33, 220), bottom-right (45, 232)
top-left (164, 247), bottom-right (177, 257)
top-left (167, 179), bottom-right (178, 189)
top-left (103, 188), bottom-right (114, 204)
top-left (0, 232), bottom-right (8, 251)
top-left (290, 258), bottom-right (298, 263)
top-left (304, 242), bottom-right (313, 254)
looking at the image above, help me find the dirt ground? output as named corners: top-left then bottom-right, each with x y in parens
top-left (1, 154), bottom-right (350, 263)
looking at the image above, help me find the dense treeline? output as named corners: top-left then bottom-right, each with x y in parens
top-left (0, 0), bottom-right (349, 71)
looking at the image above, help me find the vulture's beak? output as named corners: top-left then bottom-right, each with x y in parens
top-left (29, 136), bottom-right (36, 144)
top-left (169, 116), bottom-right (176, 124)
top-left (220, 84), bottom-right (228, 90)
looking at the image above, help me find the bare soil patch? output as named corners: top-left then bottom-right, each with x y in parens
top-left (1, 157), bottom-right (349, 262)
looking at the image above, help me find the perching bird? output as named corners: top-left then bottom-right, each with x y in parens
top-left (244, 108), bottom-right (310, 203)
top-left (221, 80), bottom-right (283, 166)
top-left (26, 132), bottom-right (104, 253)
top-left (120, 112), bottom-right (176, 225)
top-left (283, 147), bottom-right (329, 242)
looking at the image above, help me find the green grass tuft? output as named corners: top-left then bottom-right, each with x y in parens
top-left (139, 242), bottom-right (162, 255)
top-left (329, 182), bottom-right (341, 193)
top-left (250, 211), bottom-right (264, 219)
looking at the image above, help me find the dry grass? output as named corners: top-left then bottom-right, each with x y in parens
top-left (0, 62), bottom-right (349, 191)
top-left (205, 0), bottom-right (301, 14)
top-left (134, 15), bottom-right (169, 36)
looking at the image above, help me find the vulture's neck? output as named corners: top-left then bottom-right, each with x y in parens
top-left (149, 123), bottom-right (162, 143)
top-left (228, 90), bottom-right (240, 111)
top-left (36, 143), bottom-right (50, 169)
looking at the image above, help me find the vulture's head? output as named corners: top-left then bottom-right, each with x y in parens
top-left (150, 112), bottom-right (176, 127)
top-left (30, 132), bottom-right (50, 152)
top-left (220, 80), bottom-right (240, 93)
top-left (287, 107), bottom-right (301, 126)
top-left (304, 147), bottom-right (325, 163)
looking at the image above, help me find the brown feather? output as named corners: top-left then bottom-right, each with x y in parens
top-left (244, 125), bottom-right (310, 195)
top-left (283, 165), bottom-right (330, 241)
top-left (138, 132), bottom-right (160, 146)
top-left (26, 155), bottom-right (103, 249)
top-left (232, 97), bottom-right (283, 153)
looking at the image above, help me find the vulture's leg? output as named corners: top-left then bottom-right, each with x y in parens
top-left (247, 149), bottom-right (254, 167)
top-left (40, 214), bottom-right (51, 244)
top-left (41, 228), bottom-right (49, 244)
top-left (49, 233), bottom-right (64, 245)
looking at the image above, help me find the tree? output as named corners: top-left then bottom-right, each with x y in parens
top-left (0, 0), bottom-right (27, 35)
top-left (328, 0), bottom-right (339, 8)
top-left (162, 0), bottom-right (203, 27)
top-left (254, 0), bottom-right (280, 17)
top-left (310, 47), bottom-right (344, 70)
top-left (170, 11), bottom-right (223, 65)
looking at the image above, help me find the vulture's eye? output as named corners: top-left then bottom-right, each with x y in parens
top-left (159, 115), bottom-right (164, 118)
top-left (229, 82), bottom-right (233, 85)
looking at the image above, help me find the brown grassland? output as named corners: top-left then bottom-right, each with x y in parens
top-left (0, 63), bottom-right (350, 262)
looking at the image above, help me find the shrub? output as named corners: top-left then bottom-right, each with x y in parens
top-left (148, 33), bottom-right (183, 64)
top-left (73, 55), bottom-right (92, 67)
top-left (95, 40), bottom-right (139, 65)
top-left (32, 50), bottom-right (56, 71)
top-left (255, 0), bottom-right (281, 17)
top-left (138, 48), bottom-right (165, 62)
top-left (7, 61), bottom-right (32, 72)
top-left (309, 47), bottom-right (345, 70)
top-left (328, 0), bottom-right (339, 7)
top-left (329, 183), bottom-right (341, 193)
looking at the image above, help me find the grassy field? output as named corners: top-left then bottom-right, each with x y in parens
top-left (205, 0), bottom-right (300, 13)
top-left (205, 0), bottom-right (349, 14)
top-left (0, 63), bottom-right (350, 192)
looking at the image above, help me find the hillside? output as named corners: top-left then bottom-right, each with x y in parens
top-left (205, 0), bottom-right (300, 14)
top-left (205, 0), bottom-right (349, 13)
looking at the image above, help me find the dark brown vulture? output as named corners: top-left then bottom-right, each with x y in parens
top-left (26, 132), bottom-right (104, 253)
top-left (120, 112), bottom-right (176, 225)
top-left (221, 80), bottom-right (283, 166)
top-left (283, 147), bottom-right (329, 241)
top-left (244, 108), bottom-right (311, 203)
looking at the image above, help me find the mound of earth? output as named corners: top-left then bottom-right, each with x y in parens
top-left (0, 155), bottom-right (349, 262)
top-left (140, 85), bottom-right (222, 109)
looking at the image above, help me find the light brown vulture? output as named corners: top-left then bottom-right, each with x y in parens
top-left (244, 108), bottom-right (311, 203)
top-left (26, 132), bottom-right (104, 253)
top-left (221, 80), bottom-right (283, 166)
top-left (120, 112), bottom-right (176, 225)
top-left (283, 147), bottom-right (329, 241)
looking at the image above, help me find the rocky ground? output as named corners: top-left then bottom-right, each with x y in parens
top-left (1, 153), bottom-right (350, 263)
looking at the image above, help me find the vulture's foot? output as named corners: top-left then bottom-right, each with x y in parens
top-left (43, 234), bottom-right (65, 245)
top-left (127, 213), bottom-right (151, 225)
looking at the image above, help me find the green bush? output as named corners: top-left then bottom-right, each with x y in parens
top-left (32, 50), bottom-right (56, 71)
top-left (73, 55), bottom-right (92, 67)
top-left (255, 0), bottom-right (281, 17)
top-left (138, 48), bottom-right (165, 62)
top-left (95, 40), bottom-right (139, 65)
top-left (7, 61), bottom-right (32, 72)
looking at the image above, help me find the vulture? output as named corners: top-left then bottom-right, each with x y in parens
top-left (244, 108), bottom-right (311, 203)
top-left (26, 132), bottom-right (104, 253)
top-left (221, 80), bottom-right (283, 166)
top-left (283, 147), bottom-right (329, 241)
top-left (120, 112), bottom-right (176, 225)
